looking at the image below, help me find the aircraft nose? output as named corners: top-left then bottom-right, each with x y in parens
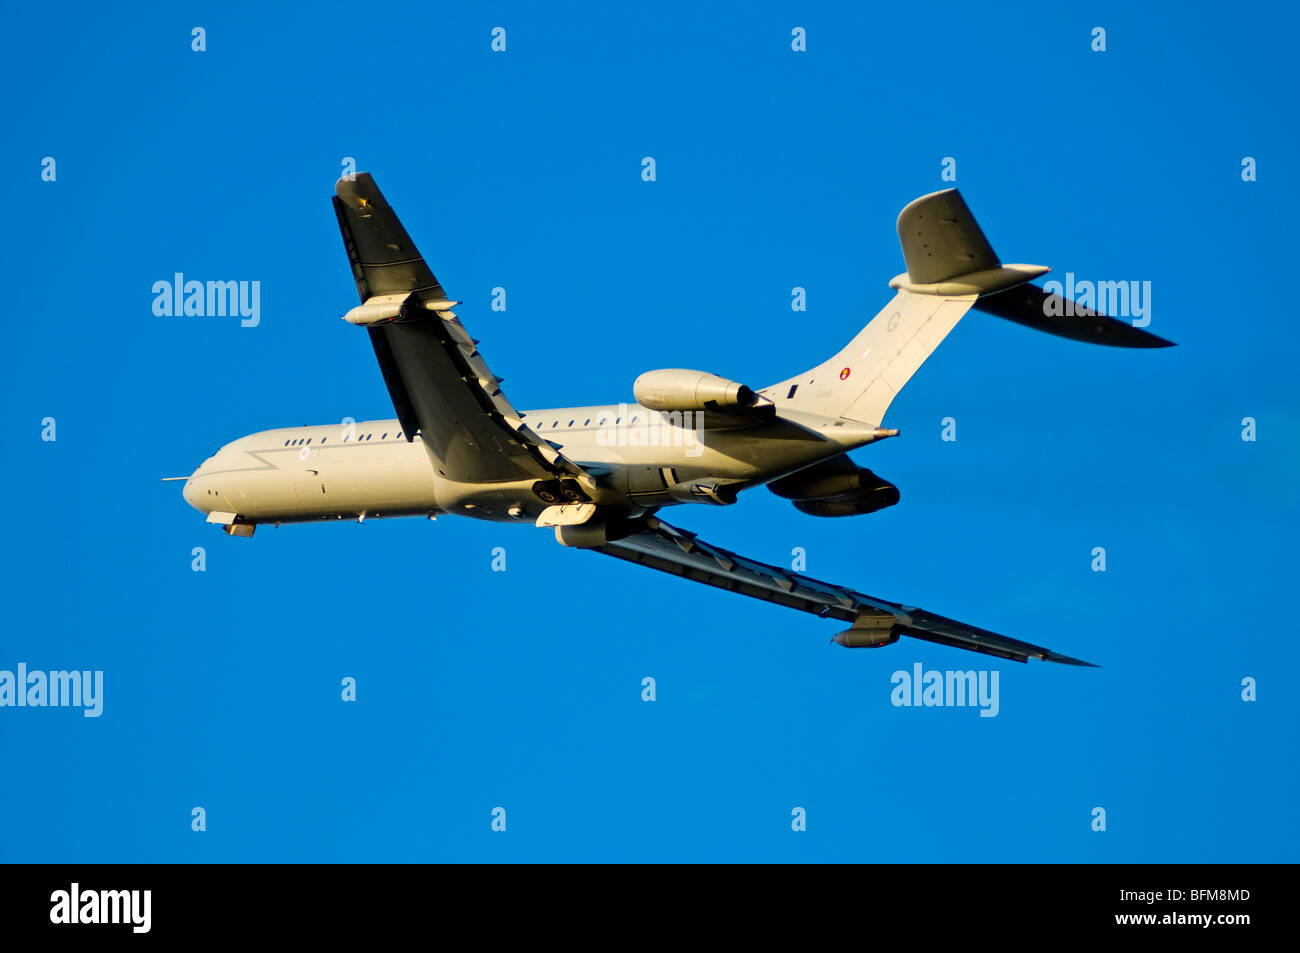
top-left (181, 461), bottom-right (208, 512)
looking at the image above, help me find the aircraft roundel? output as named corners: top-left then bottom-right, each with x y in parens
top-left (839, 367), bottom-right (851, 380)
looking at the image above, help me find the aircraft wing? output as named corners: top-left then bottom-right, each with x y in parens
top-left (590, 518), bottom-right (1095, 665)
top-left (333, 173), bottom-right (590, 489)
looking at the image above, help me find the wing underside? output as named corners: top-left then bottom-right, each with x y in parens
top-left (333, 174), bottom-right (589, 487)
top-left (972, 282), bottom-right (1174, 348)
top-left (592, 519), bottom-right (1096, 666)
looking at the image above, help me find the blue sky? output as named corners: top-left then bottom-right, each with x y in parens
top-left (2, 0), bottom-right (1296, 861)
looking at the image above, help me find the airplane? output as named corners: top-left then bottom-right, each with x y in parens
top-left (177, 174), bottom-right (1172, 667)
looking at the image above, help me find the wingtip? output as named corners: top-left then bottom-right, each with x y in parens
top-left (1042, 651), bottom-right (1100, 668)
top-left (335, 171), bottom-right (375, 197)
top-left (1129, 331), bottom-right (1177, 349)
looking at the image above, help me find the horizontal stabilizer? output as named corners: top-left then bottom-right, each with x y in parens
top-left (973, 283), bottom-right (1175, 348)
top-left (897, 189), bottom-right (999, 285)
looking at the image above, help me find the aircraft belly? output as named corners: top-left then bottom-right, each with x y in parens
top-left (547, 418), bottom-right (852, 507)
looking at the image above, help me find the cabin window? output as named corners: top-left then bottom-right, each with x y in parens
top-left (584, 419), bottom-right (590, 426)
top-left (568, 420), bottom-right (574, 427)
top-left (284, 440), bottom-right (290, 447)
top-left (382, 433), bottom-right (387, 439)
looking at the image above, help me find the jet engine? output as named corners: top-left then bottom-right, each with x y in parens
top-left (792, 492), bottom-right (898, 517)
top-left (633, 369), bottom-right (757, 413)
top-left (768, 455), bottom-right (900, 517)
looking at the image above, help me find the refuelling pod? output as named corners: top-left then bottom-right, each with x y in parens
top-left (554, 512), bottom-right (650, 548)
top-left (833, 618), bottom-right (902, 648)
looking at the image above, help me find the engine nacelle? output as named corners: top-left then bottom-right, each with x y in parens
top-left (793, 490), bottom-right (899, 517)
top-left (770, 460), bottom-right (900, 517)
top-left (633, 369), bottom-right (756, 413)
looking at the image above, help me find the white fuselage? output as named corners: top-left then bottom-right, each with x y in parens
top-left (182, 402), bottom-right (883, 525)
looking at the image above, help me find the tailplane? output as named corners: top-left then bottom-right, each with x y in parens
top-left (762, 188), bottom-right (1172, 427)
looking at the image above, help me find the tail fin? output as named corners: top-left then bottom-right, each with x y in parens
top-left (893, 189), bottom-right (1173, 347)
top-left (765, 189), bottom-right (1033, 426)
top-left (762, 288), bottom-right (975, 426)
top-left (762, 188), bottom-right (1170, 427)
